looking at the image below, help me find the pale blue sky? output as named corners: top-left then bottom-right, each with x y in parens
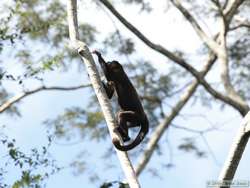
top-left (0, 1), bottom-right (249, 188)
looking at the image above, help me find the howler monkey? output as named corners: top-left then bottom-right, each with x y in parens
top-left (93, 51), bottom-right (149, 151)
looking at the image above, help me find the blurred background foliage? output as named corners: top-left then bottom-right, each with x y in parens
top-left (0, 0), bottom-right (249, 187)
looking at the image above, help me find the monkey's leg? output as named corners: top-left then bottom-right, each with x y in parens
top-left (116, 111), bottom-right (141, 142)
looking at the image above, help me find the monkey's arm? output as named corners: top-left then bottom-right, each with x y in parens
top-left (102, 81), bottom-right (115, 99)
top-left (92, 50), bottom-right (110, 80)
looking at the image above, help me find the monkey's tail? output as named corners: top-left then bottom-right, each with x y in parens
top-left (112, 118), bottom-right (149, 151)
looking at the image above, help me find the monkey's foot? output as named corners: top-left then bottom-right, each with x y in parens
top-left (122, 135), bottom-right (130, 142)
top-left (115, 127), bottom-right (130, 142)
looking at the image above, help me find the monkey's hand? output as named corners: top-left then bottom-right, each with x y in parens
top-left (102, 81), bottom-right (115, 99)
top-left (92, 50), bottom-right (101, 57)
top-left (107, 81), bottom-right (115, 88)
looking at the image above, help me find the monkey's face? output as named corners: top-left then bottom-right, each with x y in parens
top-left (107, 61), bottom-right (125, 81)
top-left (108, 61), bottom-right (124, 74)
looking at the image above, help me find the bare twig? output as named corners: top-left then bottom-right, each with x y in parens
top-left (172, 0), bottom-right (246, 110)
top-left (170, 0), bottom-right (222, 56)
top-left (98, 0), bottom-right (187, 66)
top-left (0, 85), bottom-right (91, 113)
top-left (230, 16), bottom-right (250, 30)
top-left (171, 124), bottom-right (221, 165)
top-left (98, 0), bottom-right (249, 116)
top-left (200, 134), bottom-right (221, 166)
top-left (171, 124), bottom-right (215, 134)
top-left (212, 0), bottom-right (246, 111)
top-left (223, 0), bottom-right (245, 23)
top-left (135, 53), bottom-right (216, 176)
top-left (135, 0), bottom-right (248, 176)
top-left (230, 23), bottom-right (250, 30)
top-left (67, 0), bottom-right (140, 187)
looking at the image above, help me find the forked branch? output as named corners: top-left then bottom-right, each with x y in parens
top-left (99, 0), bottom-right (249, 116)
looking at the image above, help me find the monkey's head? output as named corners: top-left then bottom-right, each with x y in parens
top-left (107, 61), bottom-right (126, 80)
top-left (108, 61), bottom-right (124, 73)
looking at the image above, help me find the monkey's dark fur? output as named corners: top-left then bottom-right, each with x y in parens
top-left (93, 51), bottom-right (149, 151)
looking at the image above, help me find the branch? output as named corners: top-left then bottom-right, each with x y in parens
top-left (230, 16), bottom-right (250, 30)
top-left (170, 0), bottom-right (223, 56)
top-left (217, 111), bottom-right (250, 187)
top-left (211, 0), bottom-right (246, 113)
top-left (98, 0), bottom-right (190, 67)
top-left (230, 23), bottom-right (250, 30)
top-left (99, 0), bottom-right (249, 116)
top-left (135, 0), bottom-right (248, 175)
top-left (171, 0), bottom-right (245, 108)
top-left (0, 85), bottom-right (91, 113)
top-left (135, 53), bottom-right (216, 176)
top-left (67, 0), bottom-right (140, 187)
top-left (223, 0), bottom-right (245, 23)
top-left (98, 0), bottom-right (249, 178)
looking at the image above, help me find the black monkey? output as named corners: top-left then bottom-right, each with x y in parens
top-left (93, 51), bottom-right (149, 151)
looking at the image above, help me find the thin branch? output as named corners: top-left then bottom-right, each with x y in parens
top-left (223, 0), bottom-right (230, 9)
top-left (170, 0), bottom-right (223, 56)
top-left (97, 3), bottom-right (134, 65)
top-left (99, 0), bottom-right (249, 116)
top-left (0, 85), bottom-right (91, 113)
top-left (223, 0), bottom-right (245, 23)
top-left (230, 23), bottom-right (250, 30)
top-left (230, 16), bottom-right (250, 30)
top-left (98, 0), bottom-right (250, 179)
top-left (98, 0), bottom-right (249, 177)
top-left (212, 0), bottom-right (246, 110)
top-left (67, 0), bottom-right (140, 187)
top-left (172, 124), bottom-right (221, 165)
top-left (135, 53), bottom-right (216, 176)
top-left (172, 0), bottom-right (245, 107)
top-left (171, 123), bottom-right (215, 134)
top-left (217, 111), bottom-right (250, 187)
top-left (213, 0), bottom-right (231, 93)
top-left (200, 134), bottom-right (221, 166)
top-left (98, 0), bottom-right (187, 65)
top-left (135, 3), bottom-right (246, 170)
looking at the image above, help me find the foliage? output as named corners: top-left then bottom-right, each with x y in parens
top-left (178, 137), bottom-right (206, 158)
top-left (100, 181), bottom-right (129, 188)
top-left (229, 30), bottom-right (250, 100)
top-left (0, 134), bottom-right (59, 188)
top-left (44, 107), bottom-right (106, 141)
top-left (0, 0), bottom-right (249, 187)
top-left (122, 0), bottom-right (152, 12)
top-left (103, 32), bottom-right (135, 55)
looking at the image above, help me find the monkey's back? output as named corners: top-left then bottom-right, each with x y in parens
top-left (114, 77), bottom-right (144, 114)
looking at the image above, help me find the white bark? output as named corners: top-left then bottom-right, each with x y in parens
top-left (135, 0), bottom-right (247, 175)
top-left (0, 85), bottom-right (90, 113)
top-left (170, 0), bottom-right (223, 56)
top-left (135, 54), bottom-right (216, 176)
top-left (99, 0), bottom-right (249, 116)
top-left (66, 0), bottom-right (140, 187)
top-left (212, 0), bottom-right (247, 108)
top-left (217, 111), bottom-right (250, 188)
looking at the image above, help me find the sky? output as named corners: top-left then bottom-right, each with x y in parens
top-left (0, 1), bottom-right (250, 188)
